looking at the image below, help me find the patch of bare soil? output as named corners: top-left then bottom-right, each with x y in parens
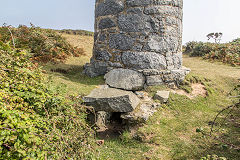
top-left (171, 83), bottom-right (207, 99)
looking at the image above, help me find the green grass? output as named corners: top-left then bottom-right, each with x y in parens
top-left (42, 56), bottom-right (105, 96)
top-left (94, 139), bottom-right (151, 160)
top-left (42, 35), bottom-right (240, 160)
top-left (95, 75), bottom-right (238, 159)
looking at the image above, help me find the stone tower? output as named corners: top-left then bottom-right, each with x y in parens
top-left (84, 0), bottom-right (189, 86)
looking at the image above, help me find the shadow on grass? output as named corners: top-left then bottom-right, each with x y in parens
top-left (44, 63), bottom-right (105, 86)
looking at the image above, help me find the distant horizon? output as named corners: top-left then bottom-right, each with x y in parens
top-left (3, 23), bottom-right (237, 45)
top-left (1, 0), bottom-right (240, 44)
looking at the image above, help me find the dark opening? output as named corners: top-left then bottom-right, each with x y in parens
top-left (110, 112), bottom-right (123, 125)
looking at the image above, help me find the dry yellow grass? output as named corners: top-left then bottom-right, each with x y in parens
top-left (183, 55), bottom-right (240, 80)
top-left (62, 34), bottom-right (93, 58)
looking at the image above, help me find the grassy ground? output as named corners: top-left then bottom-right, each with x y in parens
top-left (42, 34), bottom-right (104, 96)
top-left (43, 34), bottom-right (240, 160)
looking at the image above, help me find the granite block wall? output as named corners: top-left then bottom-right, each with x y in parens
top-left (84, 0), bottom-right (186, 86)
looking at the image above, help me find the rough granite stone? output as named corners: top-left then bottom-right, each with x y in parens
top-left (83, 61), bottom-right (108, 77)
top-left (121, 102), bottom-right (160, 123)
top-left (109, 34), bottom-right (134, 50)
top-left (144, 6), bottom-right (182, 17)
top-left (118, 14), bottom-right (146, 32)
top-left (84, 0), bottom-right (185, 85)
top-left (126, 0), bottom-right (151, 7)
top-left (108, 62), bottom-right (123, 68)
top-left (99, 33), bottom-right (107, 42)
top-left (147, 35), bottom-right (179, 53)
top-left (95, 0), bottom-right (124, 17)
top-left (95, 50), bottom-right (112, 61)
top-left (83, 87), bottom-right (140, 112)
top-left (99, 18), bottom-right (116, 29)
top-left (126, 7), bottom-right (143, 14)
top-left (104, 69), bottom-right (145, 91)
top-left (170, 69), bottom-right (186, 82)
top-left (96, 111), bottom-right (111, 128)
top-left (122, 52), bottom-right (167, 70)
top-left (173, 52), bottom-right (182, 69)
top-left (142, 69), bottom-right (163, 76)
top-left (154, 91), bottom-right (170, 103)
top-left (146, 75), bottom-right (164, 86)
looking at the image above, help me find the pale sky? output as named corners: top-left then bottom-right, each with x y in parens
top-left (0, 0), bottom-right (240, 44)
top-left (183, 0), bottom-right (240, 43)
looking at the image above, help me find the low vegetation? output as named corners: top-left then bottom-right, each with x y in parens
top-left (0, 27), bottom-right (239, 159)
top-left (0, 25), bottom-right (84, 63)
top-left (184, 39), bottom-right (240, 66)
top-left (57, 29), bottom-right (94, 36)
top-left (0, 38), bottom-right (96, 159)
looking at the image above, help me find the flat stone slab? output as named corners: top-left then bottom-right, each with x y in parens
top-left (121, 102), bottom-right (161, 123)
top-left (146, 75), bottom-right (164, 86)
top-left (154, 91), bottom-right (170, 103)
top-left (104, 69), bottom-right (145, 91)
top-left (83, 87), bottom-right (140, 112)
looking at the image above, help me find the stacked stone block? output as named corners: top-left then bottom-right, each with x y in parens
top-left (84, 0), bottom-right (187, 86)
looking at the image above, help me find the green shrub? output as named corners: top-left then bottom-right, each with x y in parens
top-left (230, 38), bottom-right (240, 44)
top-left (0, 41), bottom-right (95, 159)
top-left (184, 41), bottom-right (199, 53)
top-left (58, 29), bottom-right (94, 36)
top-left (184, 41), bottom-right (240, 66)
top-left (0, 25), bottom-right (84, 63)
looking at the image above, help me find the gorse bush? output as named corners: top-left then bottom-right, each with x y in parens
top-left (0, 41), bottom-right (96, 159)
top-left (230, 38), bottom-right (240, 45)
top-left (184, 41), bottom-right (240, 66)
top-left (58, 29), bottom-right (94, 36)
top-left (0, 25), bottom-right (84, 63)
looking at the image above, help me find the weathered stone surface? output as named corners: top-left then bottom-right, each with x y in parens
top-left (132, 44), bottom-right (143, 51)
top-left (95, 0), bottom-right (124, 17)
top-left (84, 61), bottom-right (108, 77)
top-left (170, 69), bottom-right (186, 82)
top-left (126, 0), bottom-right (151, 7)
top-left (122, 52), bottom-right (167, 70)
top-left (118, 14), bottom-right (146, 32)
top-left (147, 35), bottom-right (179, 53)
top-left (96, 111), bottom-right (111, 128)
top-left (126, 7), bottom-right (143, 14)
top-left (104, 69), bottom-right (145, 91)
top-left (108, 62), bottom-right (123, 68)
top-left (121, 102), bottom-right (160, 123)
top-left (98, 33), bottom-right (107, 42)
top-left (85, 0), bottom-right (185, 86)
top-left (172, 52), bottom-right (182, 69)
top-left (95, 50), bottom-right (112, 61)
top-left (113, 54), bottom-right (122, 62)
top-left (109, 34), bottom-right (134, 50)
top-left (144, 6), bottom-right (182, 18)
top-left (99, 18), bottom-right (116, 29)
top-left (83, 88), bottom-right (140, 112)
top-left (134, 91), bottom-right (152, 101)
top-left (163, 74), bottom-right (174, 83)
top-left (146, 75), bottom-right (164, 86)
top-left (141, 69), bottom-right (163, 76)
top-left (154, 91), bottom-right (170, 103)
